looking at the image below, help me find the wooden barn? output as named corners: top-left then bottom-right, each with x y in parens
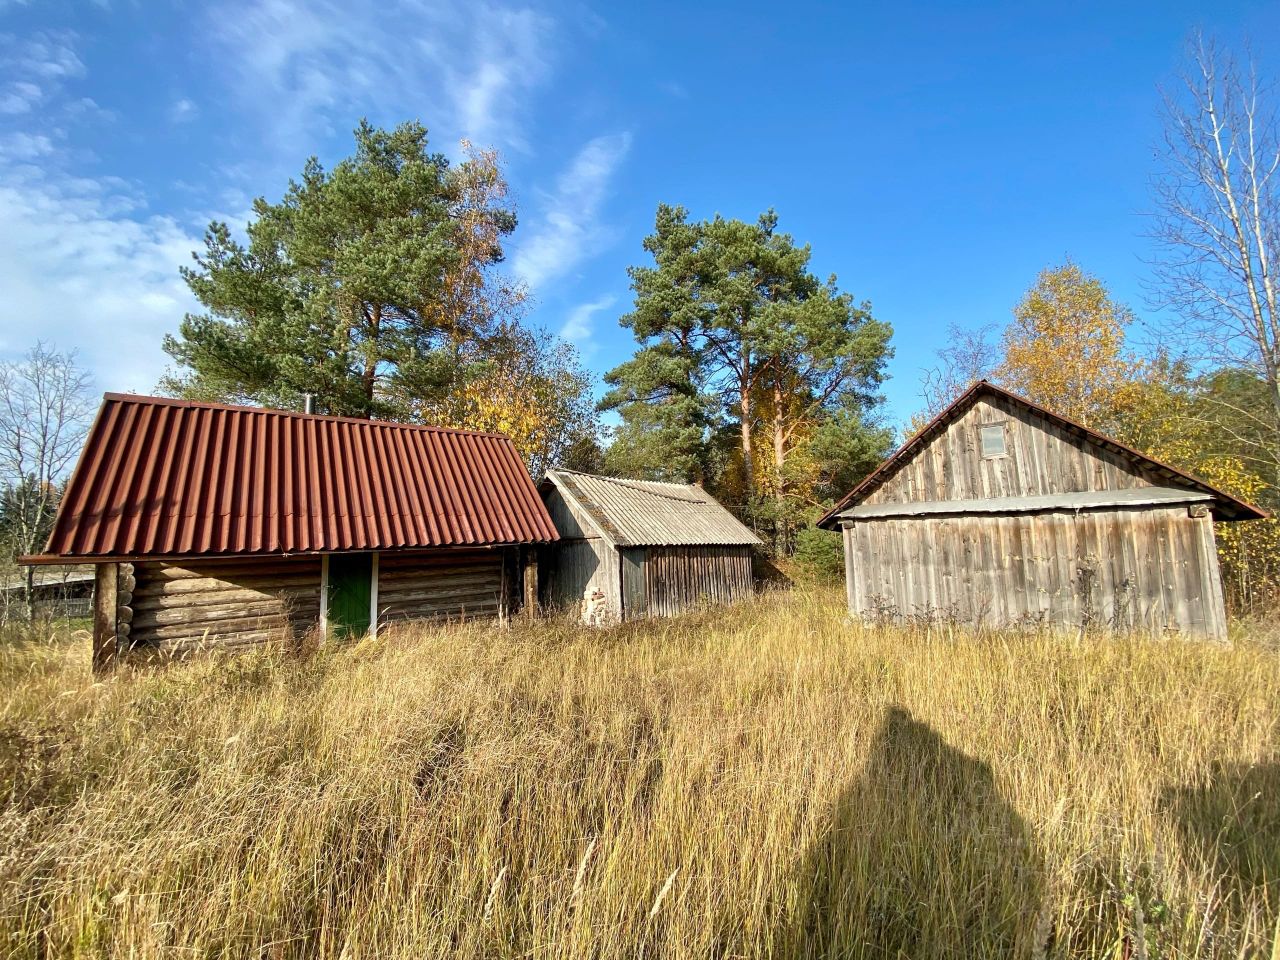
top-left (23, 393), bottom-right (558, 669)
top-left (538, 469), bottom-right (760, 622)
top-left (817, 381), bottom-right (1266, 639)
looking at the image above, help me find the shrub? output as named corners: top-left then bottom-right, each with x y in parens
top-left (792, 525), bottom-right (845, 581)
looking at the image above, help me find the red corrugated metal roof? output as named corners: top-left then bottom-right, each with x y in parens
top-left (31, 393), bottom-right (558, 561)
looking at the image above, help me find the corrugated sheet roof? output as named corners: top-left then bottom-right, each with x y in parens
top-left (32, 393), bottom-right (558, 562)
top-left (542, 469), bottom-right (761, 548)
top-left (817, 380), bottom-right (1268, 528)
top-left (837, 485), bottom-right (1215, 520)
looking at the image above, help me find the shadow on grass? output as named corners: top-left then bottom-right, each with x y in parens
top-left (786, 706), bottom-right (1043, 959)
top-left (1165, 761), bottom-right (1280, 900)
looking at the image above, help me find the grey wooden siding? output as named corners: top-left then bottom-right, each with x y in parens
top-left (636, 546), bottom-right (754, 620)
top-left (542, 539), bottom-right (621, 621)
top-left (542, 482), bottom-right (597, 540)
top-left (376, 549), bottom-right (505, 625)
top-left (842, 505), bottom-right (1227, 639)
top-left (128, 556), bottom-right (322, 655)
top-left (866, 395), bottom-right (1155, 506)
top-left (539, 485), bottom-right (622, 621)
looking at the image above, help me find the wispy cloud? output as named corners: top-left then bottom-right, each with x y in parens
top-left (0, 34), bottom-right (200, 391)
top-left (513, 132), bottom-right (632, 290)
top-left (432, 5), bottom-right (552, 149)
top-left (0, 31), bottom-right (84, 114)
top-left (560, 295), bottom-right (616, 354)
top-left (0, 168), bottom-right (201, 392)
top-left (209, 0), bottom-right (554, 150)
top-left (0, 80), bottom-right (40, 114)
top-left (169, 97), bottom-right (198, 123)
top-left (0, 130), bottom-right (55, 160)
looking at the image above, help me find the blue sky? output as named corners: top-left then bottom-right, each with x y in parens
top-left (1, 0), bottom-right (1277, 429)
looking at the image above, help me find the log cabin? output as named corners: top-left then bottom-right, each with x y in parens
top-left (538, 469), bottom-right (760, 623)
top-left (22, 393), bottom-right (558, 669)
top-left (817, 381), bottom-right (1267, 639)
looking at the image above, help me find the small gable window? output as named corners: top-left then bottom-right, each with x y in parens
top-left (979, 423), bottom-right (1007, 458)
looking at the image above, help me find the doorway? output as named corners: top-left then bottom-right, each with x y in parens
top-left (327, 553), bottom-right (373, 640)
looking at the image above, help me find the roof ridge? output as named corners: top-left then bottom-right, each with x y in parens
top-left (101, 392), bottom-right (514, 441)
top-left (552, 468), bottom-right (707, 503)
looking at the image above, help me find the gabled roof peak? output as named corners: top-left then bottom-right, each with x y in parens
top-left (817, 380), bottom-right (1266, 527)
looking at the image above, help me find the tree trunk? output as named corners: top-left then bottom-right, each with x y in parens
top-left (773, 378), bottom-right (786, 553)
top-left (773, 379), bottom-right (786, 500)
top-left (740, 386), bottom-right (754, 495)
top-left (361, 304), bottom-right (381, 414)
top-left (24, 563), bottom-right (34, 623)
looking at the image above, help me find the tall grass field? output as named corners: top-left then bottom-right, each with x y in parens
top-left (1, 587), bottom-right (1278, 958)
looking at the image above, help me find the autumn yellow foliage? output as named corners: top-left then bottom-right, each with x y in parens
top-left (999, 260), bottom-right (1144, 431)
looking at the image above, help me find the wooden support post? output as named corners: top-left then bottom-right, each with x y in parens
top-left (523, 547), bottom-right (538, 618)
top-left (92, 562), bottom-right (119, 673)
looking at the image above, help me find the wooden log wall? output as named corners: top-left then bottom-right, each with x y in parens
top-left (376, 549), bottom-right (505, 625)
top-left (639, 546), bottom-right (754, 620)
top-left (128, 556), bottom-right (322, 656)
top-left (842, 504), bottom-right (1228, 639)
top-left (866, 394), bottom-right (1155, 506)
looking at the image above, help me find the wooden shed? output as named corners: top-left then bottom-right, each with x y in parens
top-left (538, 470), bottom-right (761, 622)
top-left (817, 381), bottom-right (1266, 639)
top-left (23, 393), bottom-right (558, 669)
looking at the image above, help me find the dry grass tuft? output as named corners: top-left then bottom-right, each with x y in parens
top-left (1, 588), bottom-right (1277, 958)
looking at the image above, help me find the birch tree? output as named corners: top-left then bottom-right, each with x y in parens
top-left (1150, 36), bottom-right (1280, 461)
top-left (0, 344), bottom-right (94, 618)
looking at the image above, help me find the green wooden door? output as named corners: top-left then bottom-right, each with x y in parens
top-left (328, 553), bottom-right (372, 640)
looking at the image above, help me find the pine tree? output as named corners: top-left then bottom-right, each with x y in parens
top-left (602, 204), bottom-right (892, 547)
top-left (164, 121), bottom-right (517, 419)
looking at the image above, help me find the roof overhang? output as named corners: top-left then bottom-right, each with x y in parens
top-left (834, 486), bottom-right (1216, 523)
top-left (18, 541), bottom-right (545, 567)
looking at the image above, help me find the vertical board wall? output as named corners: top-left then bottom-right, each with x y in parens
top-left (539, 484), bottom-right (622, 622)
top-left (842, 505), bottom-right (1227, 638)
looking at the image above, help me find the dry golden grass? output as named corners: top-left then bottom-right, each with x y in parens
top-left (1, 586), bottom-right (1278, 959)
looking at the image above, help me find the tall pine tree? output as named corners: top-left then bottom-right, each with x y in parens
top-left (164, 121), bottom-right (517, 419)
top-left (602, 204), bottom-right (892, 546)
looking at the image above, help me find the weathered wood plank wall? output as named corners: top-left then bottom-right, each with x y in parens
top-left (377, 549), bottom-right (504, 624)
top-left (866, 395), bottom-right (1154, 505)
top-left (539, 485), bottom-right (622, 621)
top-left (640, 546), bottom-right (753, 620)
top-left (843, 505), bottom-right (1227, 638)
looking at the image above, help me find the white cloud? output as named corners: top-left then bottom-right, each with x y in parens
top-left (513, 132), bottom-right (632, 290)
top-left (0, 35), bottom-right (199, 392)
top-left (14, 34), bottom-right (84, 79)
top-left (0, 131), bottom-right (54, 159)
top-left (0, 32), bottom-right (85, 114)
top-left (559, 295), bottom-right (616, 355)
top-left (0, 164), bottom-right (201, 392)
top-left (169, 97), bottom-right (198, 123)
top-left (434, 5), bottom-right (552, 149)
top-left (0, 80), bottom-right (41, 114)
top-left (209, 0), bottom-right (554, 150)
